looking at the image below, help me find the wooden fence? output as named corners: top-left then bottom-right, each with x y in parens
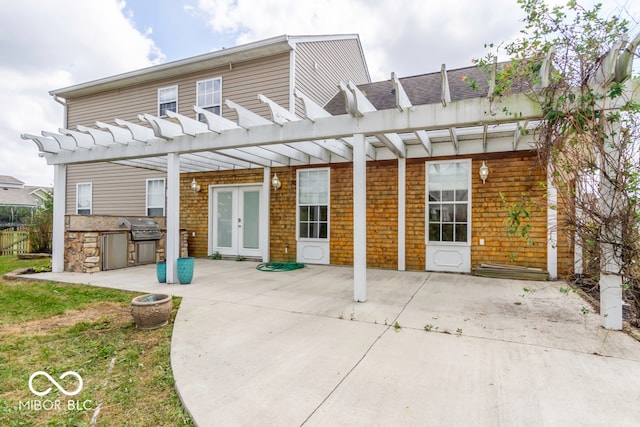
top-left (0, 227), bottom-right (30, 255)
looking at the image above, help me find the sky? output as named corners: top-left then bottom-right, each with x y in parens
top-left (1, 0), bottom-right (638, 187)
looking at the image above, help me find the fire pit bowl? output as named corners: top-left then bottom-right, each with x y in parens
top-left (130, 294), bottom-right (173, 330)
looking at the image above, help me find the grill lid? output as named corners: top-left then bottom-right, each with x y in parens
top-left (118, 217), bottom-right (163, 240)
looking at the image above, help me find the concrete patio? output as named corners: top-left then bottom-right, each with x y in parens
top-left (24, 259), bottom-right (640, 426)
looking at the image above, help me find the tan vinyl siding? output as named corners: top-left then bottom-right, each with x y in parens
top-left (66, 163), bottom-right (165, 215)
top-left (65, 53), bottom-right (292, 128)
top-left (294, 39), bottom-right (370, 116)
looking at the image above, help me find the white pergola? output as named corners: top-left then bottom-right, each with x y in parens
top-left (23, 70), bottom-right (543, 284)
top-left (23, 53), bottom-right (638, 329)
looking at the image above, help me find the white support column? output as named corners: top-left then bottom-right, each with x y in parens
top-left (599, 131), bottom-right (623, 330)
top-left (166, 153), bottom-right (180, 284)
top-left (398, 157), bottom-right (406, 271)
top-left (353, 133), bottom-right (367, 302)
top-left (547, 164), bottom-right (558, 279)
top-left (262, 167), bottom-right (271, 262)
top-left (51, 164), bottom-right (66, 273)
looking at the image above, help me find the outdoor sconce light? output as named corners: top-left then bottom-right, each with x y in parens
top-left (191, 178), bottom-right (201, 193)
top-left (479, 161), bottom-right (489, 184)
top-left (272, 173), bottom-right (281, 192)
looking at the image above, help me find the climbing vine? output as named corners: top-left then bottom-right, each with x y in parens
top-left (474, 0), bottom-right (640, 322)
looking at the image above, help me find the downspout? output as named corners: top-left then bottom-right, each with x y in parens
top-left (51, 94), bottom-right (68, 128)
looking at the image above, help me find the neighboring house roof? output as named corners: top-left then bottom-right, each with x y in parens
top-left (324, 64), bottom-right (492, 114)
top-left (0, 175), bottom-right (26, 189)
top-left (0, 176), bottom-right (51, 207)
top-left (51, 34), bottom-right (367, 99)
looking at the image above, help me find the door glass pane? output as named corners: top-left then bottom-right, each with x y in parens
top-left (429, 224), bottom-right (441, 241)
top-left (427, 161), bottom-right (470, 243)
top-left (300, 222), bottom-right (308, 238)
top-left (455, 224), bottom-right (468, 242)
top-left (429, 205), bottom-right (441, 222)
top-left (442, 224), bottom-right (454, 242)
top-left (243, 191), bottom-right (260, 249)
top-left (217, 191), bottom-right (232, 248)
top-left (454, 204), bottom-right (467, 222)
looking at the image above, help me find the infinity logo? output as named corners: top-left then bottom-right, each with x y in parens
top-left (28, 371), bottom-right (83, 397)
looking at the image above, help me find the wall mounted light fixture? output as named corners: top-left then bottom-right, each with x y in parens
top-left (479, 161), bottom-right (489, 184)
top-left (271, 173), bottom-right (281, 192)
top-left (191, 178), bottom-right (201, 193)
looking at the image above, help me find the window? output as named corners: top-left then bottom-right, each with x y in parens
top-left (146, 179), bottom-right (165, 216)
top-left (297, 169), bottom-right (329, 239)
top-left (196, 78), bottom-right (222, 122)
top-left (427, 161), bottom-right (470, 243)
top-left (76, 183), bottom-right (92, 215)
top-left (158, 86), bottom-right (177, 116)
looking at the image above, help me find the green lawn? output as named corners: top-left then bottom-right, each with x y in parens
top-left (0, 256), bottom-right (193, 426)
top-left (0, 256), bottom-right (51, 276)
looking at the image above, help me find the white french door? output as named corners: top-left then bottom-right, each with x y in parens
top-left (210, 185), bottom-right (262, 257)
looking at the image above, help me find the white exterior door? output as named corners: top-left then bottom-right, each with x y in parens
top-left (210, 185), bottom-right (262, 258)
top-left (425, 160), bottom-right (471, 273)
top-left (296, 168), bottom-right (330, 264)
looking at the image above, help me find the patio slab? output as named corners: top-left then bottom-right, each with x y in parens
top-left (22, 259), bottom-right (640, 426)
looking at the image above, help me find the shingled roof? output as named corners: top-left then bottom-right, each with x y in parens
top-left (0, 176), bottom-right (51, 207)
top-left (324, 64), bottom-right (493, 114)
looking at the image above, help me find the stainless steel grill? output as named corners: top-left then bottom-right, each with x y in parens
top-left (118, 217), bottom-right (163, 241)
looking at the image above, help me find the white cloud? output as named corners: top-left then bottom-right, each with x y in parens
top-left (194, 0), bottom-right (527, 80)
top-left (4, 0), bottom-right (638, 187)
top-left (0, 0), bottom-right (162, 186)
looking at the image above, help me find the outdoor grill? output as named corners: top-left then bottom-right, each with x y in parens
top-left (118, 217), bottom-right (163, 241)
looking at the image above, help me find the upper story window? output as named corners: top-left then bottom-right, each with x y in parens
top-left (76, 183), bottom-right (92, 215)
top-left (196, 78), bottom-right (222, 122)
top-left (158, 86), bottom-right (178, 117)
top-left (146, 178), bottom-right (165, 216)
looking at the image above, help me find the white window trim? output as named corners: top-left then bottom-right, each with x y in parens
top-left (146, 178), bottom-right (166, 216)
top-left (76, 182), bottom-right (92, 215)
top-left (296, 167), bottom-right (330, 242)
top-left (196, 77), bottom-right (222, 121)
top-left (425, 159), bottom-right (472, 246)
top-left (158, 85), bottom-right (178, 117)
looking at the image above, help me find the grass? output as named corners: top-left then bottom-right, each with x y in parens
top-left (0, 256), bottom-right (193, 426)
top-left (0, 256), bottom-right (51, 276)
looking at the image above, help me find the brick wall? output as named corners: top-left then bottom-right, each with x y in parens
top-left (327, 162), bottom-right (398, 268)
top-left (406, 161), bottom-right (426, 270)
top-left (179, 153), bottom-right (573, 275)
top-left (470, 153), bottom-right (548, 270)
top-left (269, 167), bottom-right (298, 261)
top-left (329, 165), bottom-right (353, 265)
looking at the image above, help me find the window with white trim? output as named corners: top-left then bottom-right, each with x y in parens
top-left (76, 183), bottom-right (92, 215)
top-left (158, 85), bottom-right (177, 117)
top-left (146, 178), bottom-right (165, 216)
top-left (427, 161), bottom-right (470, 243)
top-left (297, 169), bottom-right (329, 239)
top-left (196, 77), bottom-right (222, 122)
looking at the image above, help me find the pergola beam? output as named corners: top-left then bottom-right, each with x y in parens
top-left (29, 92), bottom-right (544, 166)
